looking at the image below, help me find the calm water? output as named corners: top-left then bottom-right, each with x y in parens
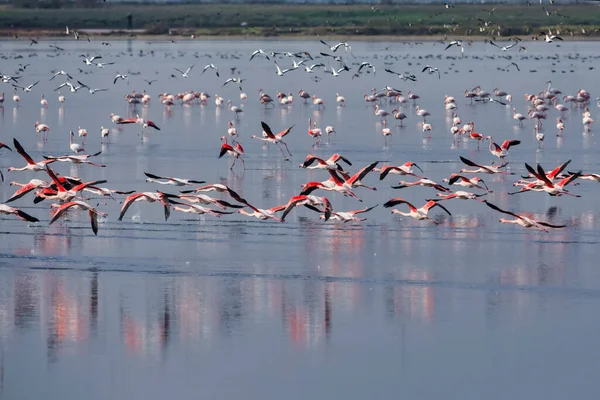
top-left (1, 39), bottom-right (600, 399)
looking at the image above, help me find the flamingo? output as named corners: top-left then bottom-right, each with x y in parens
top-left (69, 131), bottom-right (84, 153)
top-left (35, 121), bottom-right (50, 141)
top-left (312, 95), bottom-right (325, 109)
top-left (392, 178), bottom-right (450, 192)
top-left (218, 136), bottom-right (245, 170)
top-left (77, 126), bottom-right (87, 144)
top-left (383, 198), bottom-right (451, 224)
top-left (442, 174), bottom-right (490, 192)
top-left (486, 136), bottom-right (521, 159)
top-left (513, 108), bottom-right (526, 125)
top-left (336, 93), bottom-right (345, 105)
top-left (459, 156), bottom-right (512, 175)
top-left (307, 118), bottom-right (322, 147)
top-left (300, 153), bottom-right (351, 171)
top-left (377, 162), bottom-right (424, 180)
top-left (382, 120), bottom-right (392, 142)
top-left (391, 109), bottom-right (407, 126)
top-left (101, 126), bottom-right (110, 143)
top-left (251, 121), bottom-right (293, 159)
top-left (40, 94), bottom-right (48, 107)
top-left (144, 172), bottom-right (205, 186)
top-left (484, 201), bottom-right (566, 232)
top-left (12, 87), bottom-right (20, 103)
top-left (227, 121), bottom-right (238, 140)
top-left (169, 201), bottom-right (234, 218)
top-left (557, 118), bottom-right (565, 135)
top-left (228, 100), bottom-right (243, 118)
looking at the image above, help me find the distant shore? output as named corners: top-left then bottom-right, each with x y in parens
top-left (1, 3), bottom-right (599, 39)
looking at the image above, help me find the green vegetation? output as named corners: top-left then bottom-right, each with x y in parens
top-left (1, 3), bottom-right (599, 38)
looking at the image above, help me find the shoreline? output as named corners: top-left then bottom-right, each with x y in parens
top-left (2, 31), bottom-right (600, 43)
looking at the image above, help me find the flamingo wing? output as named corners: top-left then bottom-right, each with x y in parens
top-left (352, 204), bottom-right (379, 215)
top-left (277, 125), bottom-right (294, 138)
top-left (146, 120), bottom-right (160, 130)
top-left (536, 164), bottom-right (555, 187)
top-left (300, 182), bottom-right (322, 196)
top-left (73, 180), bottom-right (108, 193)
top-left (50, 201), bottom-right (79, 225)
top-left (536, 221), bottom-right (566, 229)
top-left (430, 201), bottom-right (452, 216)
top-left (118, 193), bottom-right (150, 221)
top-left (144, 172), bottom-right (166, 180)
top-left (45, 166), bottom-right (67, 192)
top-left (484, 201), bottom-right (523, 219)
top-left (13, 138), bottom-right (36, 165)
top-left (89, 210), bottom-right (99, 235)
top-left (0, 142), bottom-right (12, 151)
top-left (218, 144), bottom-right (234, 158)
top-left (260, 121), bottom-right (276, 139)
top-left (548, 159), bottom-right (572, 179)
top-left (501, 139), bottom-right (521, 150)
top-left (379, 166), bottom-right (400, 181)
top-left (459, 156), bottom-right (484, 169)
top-left (13, 208), bottom-right (39, 223)
top-left (383, 197), bottom-right (415, 211)
top-left (281, 195), bottom-right (308, 222)
top-left (5, 183), bottom-right (38, 203)
top-left (300, 155), bottom-right (321, 168)
top-left (347, 161), bottom-right (380, 185)
top-left (557, 171), bottom-right (581, 188)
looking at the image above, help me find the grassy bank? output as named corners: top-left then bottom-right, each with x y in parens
top-left (1, 4), bottom-right (599, 38)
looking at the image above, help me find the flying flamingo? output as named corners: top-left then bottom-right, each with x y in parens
top-left (459, 156), bottom-right (513, 175)
top-left (484, 201), bottom-right (566, 232)
top-left (250, 121), bottom-right (293, 160)
top-left (238, 203), bottom-right (286, 222)
top-left (383, 198), bottom-right (451, 224)
top-left (377, 162), bottom-right (424, 180)
top-left (300, 153), bottom-right (351, 171)
top-left (485, 136), bottom-right (521, 159)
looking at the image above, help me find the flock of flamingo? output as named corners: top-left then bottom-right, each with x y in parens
top-left (0, 35), bottom-right (599, 236)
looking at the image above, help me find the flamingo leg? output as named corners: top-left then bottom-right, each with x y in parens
top-left (281, 141), bottom-right (292, 157)
top-left (276, 143), bottom-right (289, 160)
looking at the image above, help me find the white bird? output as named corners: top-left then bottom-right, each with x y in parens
top-left (69, 131), bottom-right (84, 153)
top-left (444, 40), bottom-right (464, 54)
top-left (274, 61), bottom-right (294, 76)
top-left (113, 74), bottom-right (128, 84)
top-left (202, 64), bottom-right (219, 77)
top-left (50, 70), bottom-right (73, 80)
top-left (95, 62), bottom-right (115, 68)
top-left (175, 64), bottom-right (195, 78)
top-left (81, 55), bottom-right (101, 65)
top-left (12, 81), bottom-right (39, 92)
top-left (100, 126), bottom-right (110, 143)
